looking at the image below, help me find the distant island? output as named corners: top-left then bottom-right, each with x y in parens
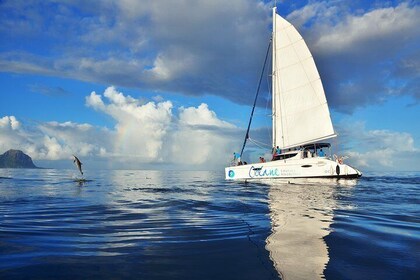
top-left (0, 149), bottom-right (38, 168)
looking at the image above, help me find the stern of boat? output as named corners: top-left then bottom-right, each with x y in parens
top-left (336, 162), bottom-right (362, 178)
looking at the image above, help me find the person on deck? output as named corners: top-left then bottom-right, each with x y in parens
top-left (272, 146), bottom-right (281, 161)
top-left (318, 149), bottom-right (325, 157)
top-left (233, 152), bottom-right (241, 165)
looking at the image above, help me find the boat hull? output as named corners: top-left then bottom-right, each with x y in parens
top-left (225, 157), bottom-right (361, 181)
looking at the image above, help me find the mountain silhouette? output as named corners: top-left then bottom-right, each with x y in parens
top-left (0, 149), bottom-right (38, 168)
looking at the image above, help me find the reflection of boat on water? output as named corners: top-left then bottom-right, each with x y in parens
top-left (225, 7), bottom-right (361, 180)
top-left (265, 180), bottom-right (356, 279)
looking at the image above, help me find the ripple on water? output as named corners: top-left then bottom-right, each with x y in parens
top-left (0, 170), bottom-right (277, 279)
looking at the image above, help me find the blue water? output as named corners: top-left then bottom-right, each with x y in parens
top-left (0, 169), bottom-right (418, 279)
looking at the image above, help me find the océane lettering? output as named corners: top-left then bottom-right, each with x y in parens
top-left (249, 166), bottom-right (280, 178)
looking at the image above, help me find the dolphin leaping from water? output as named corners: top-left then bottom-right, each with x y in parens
top-left (73, 155), bottom-right (83, 176)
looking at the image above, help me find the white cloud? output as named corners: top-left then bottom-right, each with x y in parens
top-left (85, 91), bottom-right (105, 110)
top-left (42, 135), bottom-right (65, 160)
top-left (0, 116), bottom-right (20, 130)
top-left (1, 92), bottom-right (418, 171)
top-left (178, 103), bottom-right (234, 128)
top-left (86, 86), bottom-right (174, 160)
top-left (170, 103), bottom-right (238, 167)
top-left (0, 116), bottom-right (26, 154)
top-left (336, 121), bottom-right (419, 171)
top-left (0, 87), bottom-right (240, 169)
top-left (311, 2), bottom-right (420, 56)
top-left (103, 86), bottom-right (137, 106)
top-left (287, 1), bottom-right (338, 28)
top-left (0, 115), bottom-right (111, 162)
top-left (85, 87), bottom-right (241, 168)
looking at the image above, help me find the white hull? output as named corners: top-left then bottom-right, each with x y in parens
top-left (225, 157), bottom-right (361, 180)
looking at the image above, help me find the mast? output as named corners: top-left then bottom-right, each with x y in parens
top-left (272, 7), bottom-right (277, 149)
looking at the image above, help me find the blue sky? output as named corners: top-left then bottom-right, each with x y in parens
top-left (0, 0), bottom-right (419, 171)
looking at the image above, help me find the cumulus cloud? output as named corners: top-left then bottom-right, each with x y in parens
top-left (335, 121), bottom-right (419, 171)
top-left (86, 86), bottom-right (174, 161)
top-left (0, 116), bottom-right (20, 130)
top-left (170, 103), bottom-right (237, 166)
top-left (85, 87), bottom-right (241, 168)
top-left (0, 116), bottom-right (107, 161)
top-left (0, 87), bottom-right (241, 169)
top-left (178, 103), bottom-right (234, 128)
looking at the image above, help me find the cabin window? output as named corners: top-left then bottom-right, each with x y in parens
top-left (273, 153), bottom-right (298, 161)
top-left (284, 153), bottom-right (298, 159)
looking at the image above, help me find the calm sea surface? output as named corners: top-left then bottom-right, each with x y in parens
top-left (0, 169), bottom-right (418, 279)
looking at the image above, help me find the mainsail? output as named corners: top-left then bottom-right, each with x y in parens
top-left (272, 8), bottom-right (336, 149)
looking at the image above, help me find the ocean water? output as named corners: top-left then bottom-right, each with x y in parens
top-left (0, 169), bottom-right (418, 279)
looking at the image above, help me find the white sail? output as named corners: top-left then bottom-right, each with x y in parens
top-left (272, 8), bottom-right (336, 149)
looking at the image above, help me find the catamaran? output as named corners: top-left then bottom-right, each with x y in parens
top-left (225, 7), bottom-right (362, 180)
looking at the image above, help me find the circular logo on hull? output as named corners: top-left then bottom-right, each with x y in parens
top-left (228, 170), bottom-right (235, 178)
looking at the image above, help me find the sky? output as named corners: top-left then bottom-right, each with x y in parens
top-left (0, 0), bottom-right (419, 171)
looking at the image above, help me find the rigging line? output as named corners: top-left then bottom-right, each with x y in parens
top-left (248, 138), bottom-right (271, 149)
top-left (249, 137), bottom-right (270, 147)
top-left (240, 39), bottom-right (272, 158)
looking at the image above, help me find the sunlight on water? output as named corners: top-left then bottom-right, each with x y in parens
top-left (0, 169), bottom-right (277, 279)
top-left (264, 179), bottom-right (356, 279)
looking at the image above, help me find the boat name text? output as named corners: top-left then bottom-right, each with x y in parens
top-left (249, 166), bottom-right (280, 178)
